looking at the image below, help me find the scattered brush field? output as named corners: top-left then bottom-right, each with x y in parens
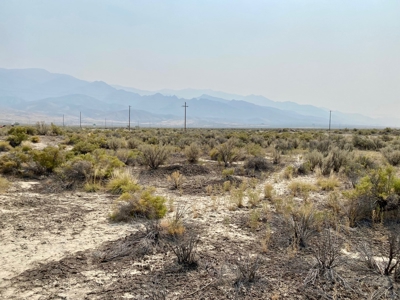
top-left (2, 124), bottom-right (400, 299)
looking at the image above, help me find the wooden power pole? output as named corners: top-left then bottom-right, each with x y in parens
top-left (182, 102), bottom-right (188, 131)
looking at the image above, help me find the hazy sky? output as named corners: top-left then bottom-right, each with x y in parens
top-left (1, 1), bottom-right (399, 118)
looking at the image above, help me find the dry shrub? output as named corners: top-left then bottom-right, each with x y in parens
top-left (127, 137), bottom-right (141, 149)
top-left (166, 170), bottom-right (185, 190)
top-left (305, 150), bottom-right (323, 171)
top-left (184, 142), bottom-right (201, 164)
top-left (107, 169), bottom-right (140, 194)
top-left (276, 199), bottom-right (321, 249)
top-left (138, 144), bottom-right (170, 169)
top-left (359, 229), bottom-right (400, 276)
top-left (271, 148), bottom-right (282, 164)
top-left (168, 232), bottom-right (199, 267)
top-left (382, 147), bottom-right (400, 166)
top-left (216, 139), bottom-right (242, 167)
top-left (244, 156), bottom-right (270, 172)
top-left (234, 255), bottom-right (262, 284)
top-left (108, 137), bottom-right (127, 150)
top-left (322, 147), bottom-right (353, 175)
top-left (57, 160), bottom-right (93, 183)
top-left (304, 229), bottom-right (344, 286)
top-left (230, 187), bottom-right (245, 209)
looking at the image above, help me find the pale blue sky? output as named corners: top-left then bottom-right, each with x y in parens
top-left (1, 1), bottom-right (399, 118)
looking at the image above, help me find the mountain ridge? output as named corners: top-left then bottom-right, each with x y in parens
top-left (0, 68), bottom-right (383, 128)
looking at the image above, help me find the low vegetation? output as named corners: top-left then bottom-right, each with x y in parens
top-left (4, 125), bottom-right (400, 298)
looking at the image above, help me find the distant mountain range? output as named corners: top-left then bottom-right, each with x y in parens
top-left (0, 68), bottom-right (383, 128)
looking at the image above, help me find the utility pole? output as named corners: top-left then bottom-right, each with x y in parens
top-left (182, 102), bottom-right (188, 131)
top-left (329, 110), bottom-right (332, 132)
top-left (80, 111), bottom-right (82, 129)
top-left (63, 114), bottom-right (64, 127)
top-left (105, 118), bottom-right (106, 130)
top-left (128, 105), bottom-right (131, 131)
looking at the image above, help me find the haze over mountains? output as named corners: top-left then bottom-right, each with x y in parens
top-left (0, 68), bottom-right (383, 128)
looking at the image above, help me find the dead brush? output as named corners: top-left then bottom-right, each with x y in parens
top-left (304, 229), bottom-right (345, 286)
top-left (359, 230), bottom-right (400, 276)
top-left (168, 232), bottom-right (200, 268)
top-left (166, 170), bottom-right (185, 190)
top-left (234, 255), bottom-right (263, 284)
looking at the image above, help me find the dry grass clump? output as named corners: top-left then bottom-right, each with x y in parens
top-left (166, 170), bottom-right (185, 190)
top-left (282, 165), bottom-right (295, 180)
top-left (107, 169), bottom-right (140, 194)
top-left (247, 189), bottom-right (261, 208)
top-left (0, 176), bottom-right (10, 193)
top-left (316, 175), bottom-right (340, 191)
top-left (161, 207), bottom-right (186, 236)
top-left (264, 183), bottom-right (274, 200)
top-left (271, 148), bottom-right (282, 164)
top-left (229, 187), bottom-right (245, 209)
top-left (288, 180), bottom-right (317, 200)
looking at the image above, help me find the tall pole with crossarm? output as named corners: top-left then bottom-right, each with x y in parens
top-left (128, 105), bottom-right (131, 131)
top-left (182, 102), bottom-right (188, 131)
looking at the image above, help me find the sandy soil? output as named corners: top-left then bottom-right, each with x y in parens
top-left (1, 153), bottom-right (398, 299)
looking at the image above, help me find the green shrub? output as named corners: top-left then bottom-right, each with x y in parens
top-left (49, 123), bottom-right (63, 136)
top-left (138, 144), bottom-right (170, 169)
top-left (7, 131), bottom-right (28, 147)
top-left (73, 141), bottom-right (99, 154)
top-left (30, 136), bottom-right (40, 143)
top-left (0, 141), bottom-right (12, 152)
top-left (110, 188), bottom-right (167, 221)
top-left (31, 146), bottom-right (65, 174)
